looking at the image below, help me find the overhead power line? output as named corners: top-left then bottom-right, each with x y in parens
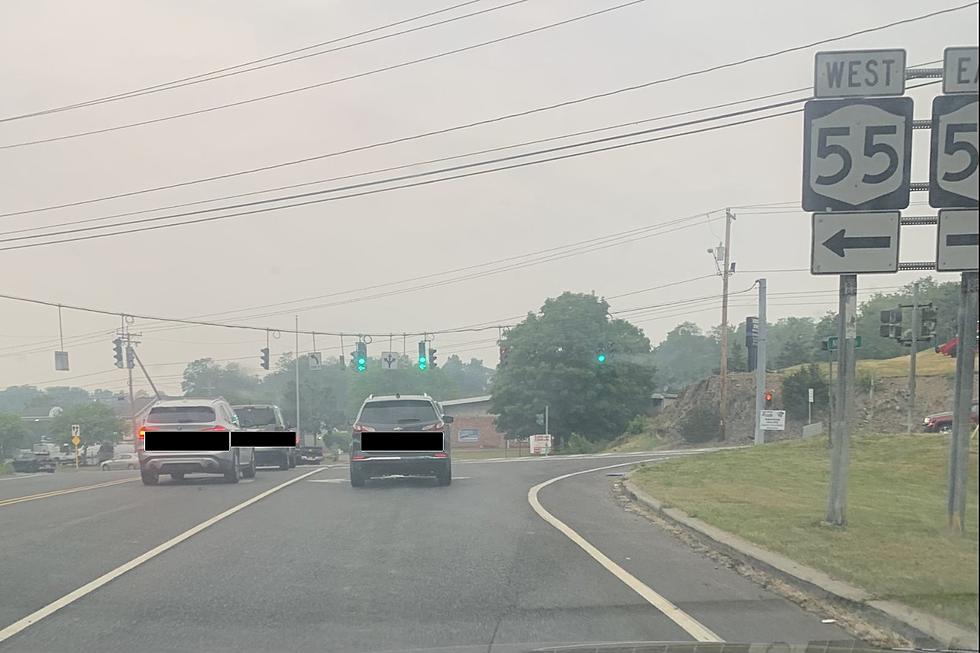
top-left (0, 0), bottom-right (647, 150)
top-left (0, 1), bottom-right (525, 122)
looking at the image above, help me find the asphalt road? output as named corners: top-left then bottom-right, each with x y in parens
top-left (0, 452), bottom-right (849, 652)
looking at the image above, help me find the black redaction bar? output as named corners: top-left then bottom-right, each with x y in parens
top-left (230, 431), bottom-right (296, 448)
top-left (143, 431), bottom-right (229, 452)
top-left (360, 432), bottom-right (443, 452)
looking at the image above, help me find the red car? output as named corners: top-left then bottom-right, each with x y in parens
top-left (923, 401), bottom-right (979, 432)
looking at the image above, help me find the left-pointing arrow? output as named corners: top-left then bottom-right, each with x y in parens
top-left (822, 229), bottom-right (892, 258)
top-left (946, 233), bottom-right (979, 247)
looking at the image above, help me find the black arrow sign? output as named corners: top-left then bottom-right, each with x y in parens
top-left (822, 229), bottom-right (892, 258)
top-left (946, 233), bottom-right (979, 247)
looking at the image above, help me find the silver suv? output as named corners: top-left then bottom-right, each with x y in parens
top-left (138, 397), bottom-right (255, 485)
top-left (232, 404), bottom-right (295, 470)
top-left (349, 394), bottom-right (453, 487)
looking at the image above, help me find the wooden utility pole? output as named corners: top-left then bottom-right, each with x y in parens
top-left (718, 208), bottom-right (734, 440)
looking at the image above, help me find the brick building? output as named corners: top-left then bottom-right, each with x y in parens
top-left (441, 395), bottom-right (506, 449)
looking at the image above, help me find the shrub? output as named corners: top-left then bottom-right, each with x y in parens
top-left (625, 415), bottom-right (648, 436)
top-left (563, 432), bottom-right (601, 454)
top-left (678, 404), bottom-right (720, 443)
top-left (782, 363), bottom-right (829, 420)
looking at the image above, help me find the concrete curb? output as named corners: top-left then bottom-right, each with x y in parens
top-left (622, 477), bottom-right (979, 649)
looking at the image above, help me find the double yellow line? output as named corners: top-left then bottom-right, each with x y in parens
top-left (0, 477), bottom-right (137, 508)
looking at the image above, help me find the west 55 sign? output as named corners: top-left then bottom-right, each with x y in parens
top-left (802, 97), bottom-right (913, 212)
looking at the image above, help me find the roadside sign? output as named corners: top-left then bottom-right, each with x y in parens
top-left (71, 435), bottom-right (81, 447)
top-left (308, 352), bottom-right (322, 370)
top-left (814, 50), bottom-right (906, 98)
top-left (71, 424), bottom-right (80, 438)
top-left (529, 434), bottom-right (553, 455)
top-left (936, 209), bottom-right (979, 271)
top-left (802, 97), bottom-right (913, 211)
top-left (808, 388), bottom-right (815, 403)
top-left (824, 335), bottom-right (862, 351)
top-left (811, 212), bottom-right (900, 274)
top-left (943, 47), bottom-right (979, 95)
top-left (929, 94), bottom-right (979, 209)
top-left (381, 352), bottom-right (398, 370)
top-left (54, 351), bottom-right (69, 371)
top-left (760, 410), bottom-right (786, 431)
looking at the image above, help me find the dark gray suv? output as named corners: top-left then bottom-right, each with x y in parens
top-left (349, 394), bottom-right (453, 487)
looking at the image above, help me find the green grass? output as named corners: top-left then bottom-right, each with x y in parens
top-left (0, 462), bottom-right (12, 476)
top-left (452, 448), bottom-right (530, 460)
top-left (631, 434), bottom-right (979, 629)
top-left (779, 350), bottom-right (957, 378)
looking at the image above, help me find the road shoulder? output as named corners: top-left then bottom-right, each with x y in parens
top-left (623, 477), bottom-right (979, 650)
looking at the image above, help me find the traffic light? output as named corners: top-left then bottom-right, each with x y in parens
top-left (356, 342), bottom-right (367, 372)
top-left (499, 345), bottom-right (509, 367)
top-left (418, 341), bottom-right (428, 370)
top-left (429, 347), bottom-right (438, 369)
top-left (879, 308), bottom-right (902, 340)
top-left (596, 352), bottom-right (607, 363)
top-left (126, 345), bottom-right (135, 370)
top-left (112, 338), bottom-right (124, 368)
top-left (764, 390), bottom-right (774, 408)
top-left (920, 306), bottom-right (938, 339)
top-left (260, 347), bottom-right (270, 370)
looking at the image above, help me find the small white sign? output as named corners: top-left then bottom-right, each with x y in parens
top-left (811, 212), bottom-right (900, 275)
top-left (71, 424), bottom-right (81, 438)
top-left (381, 352), bottom-right (398, 370)
top-left (308, 352), bottom-right (322, 370)
top-left (814, 50), bottom-right (906, 98)
top-left (937, 209), bottom-right (979, 272)
top-left (529, 434), bottom-right (553, 455)
top-left (760, 410), bottom-right (786, 431)
top-left (808, 388), bottom-right (815, 403)
top-left (943, 47), bottom-right (979, 95)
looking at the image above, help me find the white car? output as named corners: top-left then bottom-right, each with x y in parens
top-left (101, 453), bottom-right (138, 471)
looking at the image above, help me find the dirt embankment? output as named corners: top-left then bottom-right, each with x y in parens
top-left (649, 371), bottom-right (959, 444)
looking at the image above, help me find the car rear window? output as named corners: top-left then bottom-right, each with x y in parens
top-left (147, 406), bottom-right (216, 424)
top-left (235, 406), bottom-right (277, 428)
top-left (359, 400), bottom-right (437, 424)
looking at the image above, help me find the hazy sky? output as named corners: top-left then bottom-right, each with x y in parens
top-left (1, 0), bottom-right (977, 396)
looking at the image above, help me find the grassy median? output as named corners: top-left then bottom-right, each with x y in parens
top-left (631, 434), bottom-right (979, 630)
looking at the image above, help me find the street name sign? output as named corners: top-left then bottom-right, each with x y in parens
top-left (929, 94), bottom-right (979, 208)
top-left (811, 212), bottom-right (900, 274)
top-left (943, 47), bottom-right (979, 95)
top-left (814, 50), bottom-right (906, 98)
top-left (760, 410), bottom-right (786, 431)
top-left (803, 97), bottom-right (913, 211)
top-left (936, 209), bottom-right (979, 271)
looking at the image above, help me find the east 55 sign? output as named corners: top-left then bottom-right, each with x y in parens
top-left (802, 97), bottom-right (913, 212)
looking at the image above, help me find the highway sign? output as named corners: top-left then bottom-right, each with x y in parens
top-left (943, 47), bottom-right (979, 95)
top-left (811, 212), bottom-right (900, 274)
top-left (936, 209), bottom-right (979, 271)
top-left (308, 352), bottom-right (322, 370)
top-left (929, 94), bottom-right (979, 208)
top-left (760, 410), bottom-right (786, 431)
top-left (814, 50), bottom-right (906, 98)
top-left (802, 98), bottom-right (913, 211)
top-left (381, 352), bottom-right (398, 370)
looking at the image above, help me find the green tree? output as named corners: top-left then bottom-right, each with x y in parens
top-left (49, 403), bottom-right (125, 446)
top-left (491, 292), bottom-right (655, 446)
top-left (768, 317), bottom-right (819, 369)
top-left (0, 386), bottom-right (44, 415)
top-left (272, 354), bottom-right (352, 432)
top-left (0, 413), bottom-right (30, 459)
top-left (781, 364), bottom-right (828, 420)
top-left (181, 358), bottom-right (262, 404)
top-left (441, 355), bottom-right (492, 398)
top-left (651, 322), bottom-right (718, 390)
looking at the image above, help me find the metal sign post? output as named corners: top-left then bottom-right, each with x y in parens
top-left (948, 271), bottom-right (978, 531)
top-left (753, 279), bottom-right (767, 445)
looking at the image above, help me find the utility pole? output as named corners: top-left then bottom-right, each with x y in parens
top-left (907, 282), bottom-right (920, 434)
top-left (718, 208), bottom-right (734, 440)
top-left (948, 271), bottom-right (978, 532)
top-left (826, 274), bottom-right (857, 527)
top-left (119, 316), bottom-right (137, 441)
top-left (753, 278), bottom-right (768, 445)
top-left (295, 316), bottom-right (301, 437)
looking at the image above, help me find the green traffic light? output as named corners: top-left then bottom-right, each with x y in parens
top-left (597, 353), bottom-right (607, 363)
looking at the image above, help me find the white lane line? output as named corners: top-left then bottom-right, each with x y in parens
top-left (527, 458), bottom-right (723, 643)
top-left (0, 467), bottom-right (325, 644)
top-left (460, 448), bottom-right (737, 466)
top-left (0, 473), bottom-right (43, 482)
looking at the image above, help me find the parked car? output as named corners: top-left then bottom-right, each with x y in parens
top-left (349, 393), bottom-right (453, 487)
top-left (922, 401), bottom-right (979, 432)
top-left (137, 397), bottom-right (255, 485)
top-left (232, 404), bottom-right (295, 470)
top-left (12, 450), bottom-right (56, 473)
top-left (101, 452), bottom-right (138, 471)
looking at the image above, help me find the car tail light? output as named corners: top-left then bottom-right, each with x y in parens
top-left (202, 425), bottom-right (230, 432)
top-left (351, 454), bottom-right (367, 461)
top-left (433, 452), bottom-right (448, 458)
top-left (352, 423), bottom-right (375, 432)
top-left (138, 425), bottom-right (156, 440)
top-left (422, 422), bottom-right (445, 431)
